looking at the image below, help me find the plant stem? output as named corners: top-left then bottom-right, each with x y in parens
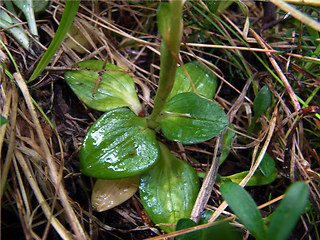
top-left (147, 0), bottom-right (183, 129)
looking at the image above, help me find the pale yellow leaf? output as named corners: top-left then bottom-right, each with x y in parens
top-left (91, 176), bottom-right (140, 212)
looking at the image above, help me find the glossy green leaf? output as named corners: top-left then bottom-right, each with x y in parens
top-left (65, 60), bottom-right (142, 115)
top-left (0, 115), bottom-right (8, 126)
top-left (198, 210), bottom-right (214, 224)
top-left (80, 108), bottom-right (159, 179)
top-left (167, 61), bottom-right (218, 101)
top-left (176, 218), bottom-right (198, 240)
top-left (248, 85), bottom-right (272, 134)
top-left (220, 182), bottom-right (267, 239)
top-left (255, 150), bottom-right (275, 178)
top-left (176, 218), bottom-right (241, 240)
top-left (157, 2), bottom-right (170, 39)
top-left (160, 92), bottom-right (228, 144)
top-left (266, 182), bottom-right (309, 240)
top-left (91, 176), bottom-right (139, 212)
top-left (220, 125), bottom-right (235, 165)
top-left (221, 168), bottom-right (278, 186)
top-left (139, 143), bottom-right (200, 233)
top-left (253, 85), bottom-right (272, 120)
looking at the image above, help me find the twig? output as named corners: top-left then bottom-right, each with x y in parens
top-left (14, 150), bottom-right (73, 240)
top-left (190, 77), bottom-right (252, 222)
top-left (208, 108), bottom-right (278, 223)
top-left (190, 133), bottom-right (224, 223)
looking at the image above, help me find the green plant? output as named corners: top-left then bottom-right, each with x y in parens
top-left (64, 0), bottom-right (229, 232)
top-left (247, 85), bottom-right (272, 134)
top-left (0, 116), bottom-right (8, 126)
top-left (0, 0), bottom-right (50, 55)
top-left (1, 0), bottom-right (318, 238)
top-left (175, 216), bottom-right (241, 240)
top-left (220, 181), bottom-right (309, 240)
top-left (219, 150), bottom-right (278, 186)
top-left (28, 0), bottom-right (80, 82)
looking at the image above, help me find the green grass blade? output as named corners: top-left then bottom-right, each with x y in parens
top-left (0, 38), bottom-right (20, 73)
top-left (220, 182), bottom-right (267, 240)
top-left (266, 182), bottom-right (309, 240)
top-left (28, 0), bottom-right (80, 82)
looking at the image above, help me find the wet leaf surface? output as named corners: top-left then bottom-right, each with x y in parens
top-left (80, 108), bottom-right (159, 179)
top-left (139, 143), bottom-right (200, 232)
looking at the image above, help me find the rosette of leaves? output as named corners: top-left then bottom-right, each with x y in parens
top-left (65, 59), bottom-right (227, 179)
top-left (65, 58), bottom-right (228, 231)
top-left (65, 2), bottom-right (230, 232)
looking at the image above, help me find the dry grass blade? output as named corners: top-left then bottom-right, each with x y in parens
top-left (145, 217), bottom-right (235, 240)
top-left (190, 76), bottom-right (252, 223)
top-left (185, 43), bottom-right (277, 52)
top-left (239, 109), bottom-right (278, 187)
top-left (209, 108), bottom-right (278, 223)
top-left (285, 0), bottom-right (320, 6)
top-left (0, 83), bottom-right (17, 200)
top-left (250, 29), bottom-right (301, 112)
top-left (14, 73), bottom-right (87, 240)
top-left (271, 0), bottom-right (320, 31)
top-left (0, 83), bottom-right (12, 159)
top-left (14, 149), bottom-right (73, 240)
